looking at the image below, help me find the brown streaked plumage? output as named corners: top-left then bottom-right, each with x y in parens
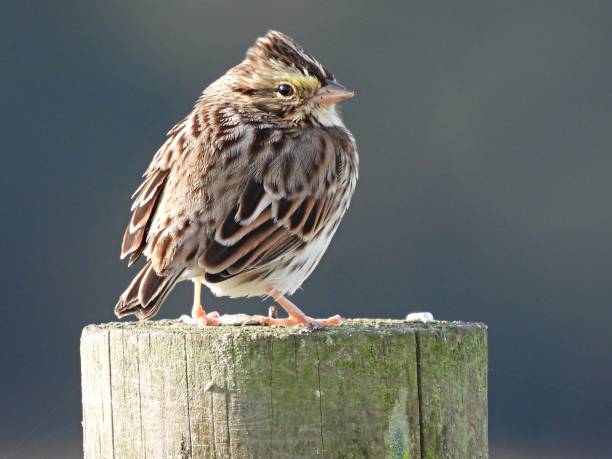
top-left (115, 31), bottom-right (358, 326)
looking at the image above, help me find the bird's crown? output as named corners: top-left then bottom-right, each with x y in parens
top-left (244, 30), bottom-right (333, 84)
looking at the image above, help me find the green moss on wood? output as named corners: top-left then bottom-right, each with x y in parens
top-left (417, 324), bottom-right (488, 459)
top-left (81, 319), bottom-right (487, 459)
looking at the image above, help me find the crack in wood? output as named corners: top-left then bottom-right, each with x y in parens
top-left (315, 341), bottom-right (325, 455)
top-left (81, 320), bottom-right (487, 458)
top-left (106, 331), bottom-right (116, 459)
top-left (415, 333), bottom-right (426, 459)
top-left (136, 333), bottom-right (146, 459)
top-left (183, 335), bottom-right (193, 458)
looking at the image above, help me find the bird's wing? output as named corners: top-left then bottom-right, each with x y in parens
top-left (120, 121), bottom-right (186, 266)
top-left (198, 126), bottom-right (355, 282)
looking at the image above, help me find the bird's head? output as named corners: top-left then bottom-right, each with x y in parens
top-left (225, 31), bottom-right (354, 126)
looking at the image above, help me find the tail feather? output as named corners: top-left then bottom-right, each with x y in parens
top-left (115, 262), bottom-right (183, 320)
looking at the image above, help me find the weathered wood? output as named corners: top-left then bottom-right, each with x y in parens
top-left (81, 319), bottom-right (487, 458)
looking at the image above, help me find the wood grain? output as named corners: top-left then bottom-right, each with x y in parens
top-left (81, 319), bottom-right (487, 458)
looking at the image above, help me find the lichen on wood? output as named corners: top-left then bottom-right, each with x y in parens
top-left (81, 319), bottom-right (487, 458)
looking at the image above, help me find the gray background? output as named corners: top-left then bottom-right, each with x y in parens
top-left (2, 1), bottom-right (611, 458)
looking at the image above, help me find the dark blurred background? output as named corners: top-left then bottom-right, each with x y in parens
top-left (2, 1), bottom-right (612, 457)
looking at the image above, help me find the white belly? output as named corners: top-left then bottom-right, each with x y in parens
top-left (204, 229), bottom-right (335, 298)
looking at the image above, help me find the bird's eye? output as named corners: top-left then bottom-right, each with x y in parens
top-left (277, 84), bottom-right (294, 97)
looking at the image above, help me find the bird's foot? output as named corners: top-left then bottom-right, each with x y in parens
top-left (179, 309), bottom-right (221, 326)
top-left (243, 313), bottom-right (342, 328)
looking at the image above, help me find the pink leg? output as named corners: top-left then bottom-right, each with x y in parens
top-left (191, 304), bottom-right (221, 326)
top-left (181, 279), bottom-right (220, 326)
top-left (249, 288), bottom-right (342, 327)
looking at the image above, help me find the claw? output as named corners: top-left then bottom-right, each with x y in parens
top-left (180, 312), bottom-right (220, 326)
top-left (241, 314), bottom-right (342, 327)
top-left (240, 315), bottom-right (269, 326)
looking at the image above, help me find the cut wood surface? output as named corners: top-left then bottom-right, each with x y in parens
top-left (81, 319), bottom-right (487, 458)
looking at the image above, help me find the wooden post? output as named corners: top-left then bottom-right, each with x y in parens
top-left (81, 319), bottom-right (487, 458)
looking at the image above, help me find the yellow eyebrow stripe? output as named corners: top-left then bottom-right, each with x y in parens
top-left (282, 75), bottom-right (320, 90)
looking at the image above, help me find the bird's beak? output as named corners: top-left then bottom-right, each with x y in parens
top-left (314, 80), bottom-right (354, 105)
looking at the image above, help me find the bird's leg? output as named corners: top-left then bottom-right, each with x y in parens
top-left (247, 288), bottom-right (342, 327)
top-left (180, 279), bottom-right (220, 326)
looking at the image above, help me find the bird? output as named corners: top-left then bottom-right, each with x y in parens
top-left (114, 31), bottom-right (358, 327)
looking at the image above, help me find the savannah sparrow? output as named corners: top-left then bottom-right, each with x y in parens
top-left (115, 31), bottom-right (358, 327)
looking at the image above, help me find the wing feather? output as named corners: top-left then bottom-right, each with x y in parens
top-left (120, 128), bottom-right (182, 265)
top-left (199, 127), bottom-right (354, 282)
